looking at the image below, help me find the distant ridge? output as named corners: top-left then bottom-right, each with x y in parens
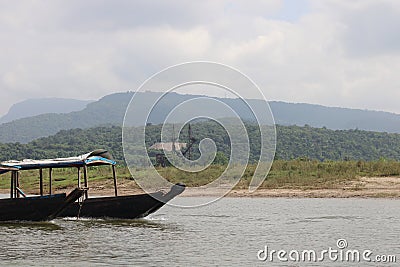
top-left (1, 91), bottom-right (400, 143)
top-left (269, 101), bottom-right (400, 132)
top-left (0, 98), bottom-right (93, 124)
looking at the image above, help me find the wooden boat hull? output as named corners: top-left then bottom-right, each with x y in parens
top-left (59, 183), bottom-right (185, 219)
top-left (0, 188), bottom-right (85, 222)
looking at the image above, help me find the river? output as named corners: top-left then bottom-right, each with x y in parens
top-left (0, 197), bottom-right (399, 266)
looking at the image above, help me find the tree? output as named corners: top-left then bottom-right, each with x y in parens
top-left (213, 151), bottom-right (228, 165)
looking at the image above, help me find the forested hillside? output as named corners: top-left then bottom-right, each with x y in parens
top-left (3, 91), bottom-right (400, 143)
top-left (0, 93), bottom-right (131, 143)
top-left (1, 123), bottom-right (400, 163)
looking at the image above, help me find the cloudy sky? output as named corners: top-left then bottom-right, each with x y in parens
top-left (0, 0), bottom-right (399, 116)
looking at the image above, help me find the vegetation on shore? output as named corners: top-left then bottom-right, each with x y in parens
top-left (2, 122), bottom-right (400, 163)
top-left (1, 159), bottom-right (400, 194)
top-left (1, 122), bottom-right (400, 195)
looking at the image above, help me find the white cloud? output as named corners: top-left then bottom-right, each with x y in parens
top-left (0, 0), bottom-right (399, 116)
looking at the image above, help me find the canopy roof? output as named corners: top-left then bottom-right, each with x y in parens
top-left (0, 166), bottom-right (19, 172)
top-left (0, 149), bottom-right (116, 175)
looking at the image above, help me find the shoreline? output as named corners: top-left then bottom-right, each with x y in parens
top-left (75, 176), bottom-right (400, 199)
top-left (1, 176), bottom-right (399, 199)
top-left (1, 188), bottom-right (399, 198)
top-left (224, 188), bottom-right (400, 198)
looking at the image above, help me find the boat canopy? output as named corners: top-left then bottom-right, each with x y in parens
top-left (0, 166), bottom-right (19, 172)
top-left (0, 149), bottom-right (116, 175)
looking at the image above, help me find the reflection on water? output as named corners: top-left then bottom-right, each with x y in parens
top-left (0, 221), bottom-right (62, 231)
top-left (0, 197), bottom-right (398, 266)
top-left (63, 217), bottom-right (179, 231)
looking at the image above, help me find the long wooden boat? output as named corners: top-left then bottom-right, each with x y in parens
top-left (1, 150), bottom-right (185, 220)
top-left (60, 183), bottom-right (185, 219)
top-left (0, 166), bottom-right (85, 222)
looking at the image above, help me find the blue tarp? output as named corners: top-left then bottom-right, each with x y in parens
top-left (0, 150), bottom-right (116, 175)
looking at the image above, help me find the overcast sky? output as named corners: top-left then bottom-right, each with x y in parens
top-left (1, 0), bottom-right (399, 116)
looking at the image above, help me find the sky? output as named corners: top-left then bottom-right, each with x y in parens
top-left (0, 0), bottom-right (400, 116)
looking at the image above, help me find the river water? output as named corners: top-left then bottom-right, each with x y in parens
top-left (0, 197), bottom-right (398, 266)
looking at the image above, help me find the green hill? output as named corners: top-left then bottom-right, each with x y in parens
top-left (0, 93), bottom-right (131, 143)
top-left (3, 91), bottom-right (400, 143)
top-left (1, 123), bottom-right (400, 163)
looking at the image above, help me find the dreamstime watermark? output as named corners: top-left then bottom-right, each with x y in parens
top-left (257, 239), bottom-right (397, 263)
top-left (122, 62), bottom-right (276, 207)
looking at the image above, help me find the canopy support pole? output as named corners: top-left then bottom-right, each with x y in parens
top-left (39, 169), bottom-right (43, 196)
top-left (16, 171), bottom-right (20, 198)
top-left (112, 165), bottom-right (118, 197)
top-left (10, 171), bottom-right (14, 198)
top-left (49, 168), bottom-right (52, 195)
top-left (13, 172), bottom-right (17, 198)
top-left (83, 166), bottom-right (88, 199)
top-left (77, 167), bottom-right (81, 188)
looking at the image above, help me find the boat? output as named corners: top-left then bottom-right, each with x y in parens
top-left (1, 150), bottom-right (185, 220)
top-left (60, 183), bottom-right (185, 219)
top-left (0, 165), bottom-right (85, 222)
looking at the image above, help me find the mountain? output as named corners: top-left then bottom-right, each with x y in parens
top-left (2, 91), bottom-right (400, 143)
top-left (269, 101), bottom-right (400, 132)
top-left (0, 93), bottom-right (129, 143)
top-left (0, 98), bottom-right (93, 123)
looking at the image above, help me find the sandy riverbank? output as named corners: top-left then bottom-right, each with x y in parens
top-left (72, 176), bottom-right (400, 198)
top-left (2, 176), bottom-right (400, 198)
